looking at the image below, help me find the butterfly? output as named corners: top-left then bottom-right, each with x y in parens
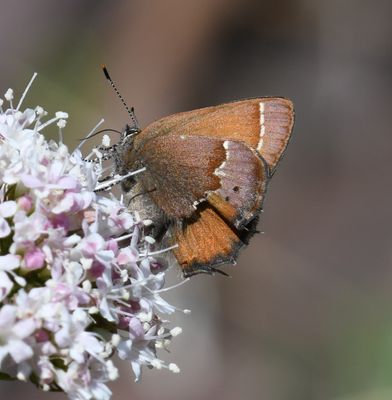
top-left (102, 67), bottom-right (294, 277)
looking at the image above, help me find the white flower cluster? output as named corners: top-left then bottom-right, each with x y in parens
top-left (0, 76), bottom-right (186, 400)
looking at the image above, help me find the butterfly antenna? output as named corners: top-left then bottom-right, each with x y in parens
top-left (102, 65), bottom-right (140, 131)
top-left (78, 128), bottom-right (122, 141)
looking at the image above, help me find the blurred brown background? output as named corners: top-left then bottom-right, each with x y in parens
top-left (1, 0), bottom-right (392, 399)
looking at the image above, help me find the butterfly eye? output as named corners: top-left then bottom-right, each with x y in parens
top-left (124, 124), bottom-right (140, 137)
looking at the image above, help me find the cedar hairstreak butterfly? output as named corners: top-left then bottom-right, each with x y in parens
top-left (101, 66), bottom-right (294, 277)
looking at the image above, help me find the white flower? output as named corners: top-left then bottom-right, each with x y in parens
top-left (0, 305), bottom-right (35, 364)
top-left (0, 74), bottom-right (187, 399)
top-left (0, 200), bottom-right (17, 237)
top-left (0, 254), bottom-right (22, 300)
top-left (55, 359), bottom-right (113, 400)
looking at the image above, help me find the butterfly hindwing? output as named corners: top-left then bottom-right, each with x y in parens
top-left (171, 206), bottom-right (242, 276)
top-left (205, 140), bottom-right (268, 229)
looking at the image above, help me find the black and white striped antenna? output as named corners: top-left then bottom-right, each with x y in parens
top-left (102, 65), bottom-right (140, 132)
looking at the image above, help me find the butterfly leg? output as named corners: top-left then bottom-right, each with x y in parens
top-left (82, 144), bottom-right (117, 163)
top-left (97, 171), bottom-right (115, 183)
top-left (96, 144), bottom-right (118, 161)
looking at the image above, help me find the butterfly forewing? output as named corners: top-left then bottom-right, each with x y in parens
top-left (134, 97), bottom-right (294, 172)
top-left (134, 134), bottom-right (226, 219)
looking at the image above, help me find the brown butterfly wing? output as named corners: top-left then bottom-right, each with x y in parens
top-left (171, 206), bottom-right (243, 277)
top-left (132, 134), bottom-right (268, 275)
top-left (130, 98), bottom-right (293, 274)
top-left (133, 134), bottom-right (224, 219)
top-left (134, 97), bottom-right (294, 173)
top-left (133, 134), bottom-right (267, 229)
top-left (204, 140), bottom-right (268, 229)
top-left (135, 134), bottom-right (267, 229)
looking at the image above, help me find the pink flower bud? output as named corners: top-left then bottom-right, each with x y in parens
top-left (24, 247), bottom-right (45, 270)
top-left (17, 196), bottom-right (33, 212)
top-left (35, 329), bottom-right (49, 343)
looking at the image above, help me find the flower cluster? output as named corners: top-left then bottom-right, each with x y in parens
top-left (0, 76), bottom-right (186, 399)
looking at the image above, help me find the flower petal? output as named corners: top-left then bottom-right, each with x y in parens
top-left (7, 339), bottom-right (34, 363)
top-left (0, 271), bottom-right (14, 301)
top-left (0, 201), bottom-right (17, 218)
top-left (0, 254), bottom-right (20, 271)
top-left (0, 217), bottom-right (11, 238)
top-left (0, 304), bottom-right (16, 328)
